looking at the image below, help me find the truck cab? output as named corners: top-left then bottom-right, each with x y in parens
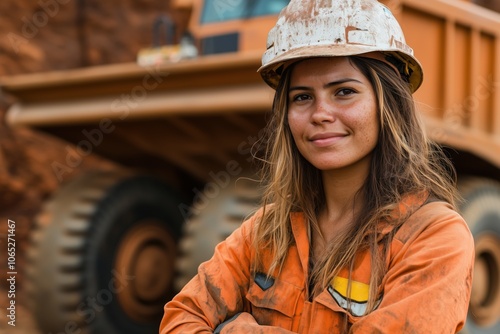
top-left (189, 0), bottom-right (289, 55)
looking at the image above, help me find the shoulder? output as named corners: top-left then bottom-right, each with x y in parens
top-left (393, 201), bottom-right (473, 249)
top-left (235, 205), bottom-right (273, 242)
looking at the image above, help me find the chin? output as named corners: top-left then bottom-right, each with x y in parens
top-left (311, 161), bottom-right (346, 171)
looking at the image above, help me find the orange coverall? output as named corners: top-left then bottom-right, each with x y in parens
top-left (161, 200), bottom-right (474, 333)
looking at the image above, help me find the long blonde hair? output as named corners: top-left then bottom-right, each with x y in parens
top-left (254, 56), bottom-right (458, 313)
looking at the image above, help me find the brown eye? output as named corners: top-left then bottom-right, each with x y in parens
top-left (336, 88), bottom-right (356, 96)
top-left (291, 94), bottom-right (312, 102)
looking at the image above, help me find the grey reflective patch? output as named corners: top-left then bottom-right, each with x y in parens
top-left (254, 272), bottom-right (275, 291)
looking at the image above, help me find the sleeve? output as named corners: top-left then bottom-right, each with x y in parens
top-left (214, 312), bottom-right (295, 333)
top-left (350, 203), bottom-right (475, 334)
top-left (160, 209), bottom-right (295, 333)
top-left (159, 216), bottom-right (255, 333)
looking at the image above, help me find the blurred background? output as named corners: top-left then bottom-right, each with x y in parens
top-left (0, 0), bottom-right (174, 332)
top-left (0, 0), bottom-right (499, 334)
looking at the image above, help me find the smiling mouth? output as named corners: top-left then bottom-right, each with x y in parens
top-left (310, 133), bottom-right (346, 140)
top-left (311, 136), bottom-right (344, 146)
top-left (309, 134), bottom-right (347, 147)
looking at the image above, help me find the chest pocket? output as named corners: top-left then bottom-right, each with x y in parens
top-left (328, 276), bottom-right (381, 317)
top-left (245, 273), bottom-right (303, 327)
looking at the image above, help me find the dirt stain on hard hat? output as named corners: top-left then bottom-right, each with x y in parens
top-left (345, 26), bottom-right (366, 44)
top-left (282, 0), bottom-right (335, 23)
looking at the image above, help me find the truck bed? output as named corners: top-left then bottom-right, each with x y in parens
top-left (1, 52), bottom-right (274, 181)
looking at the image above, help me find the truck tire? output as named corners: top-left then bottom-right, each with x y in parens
top-left (458, 177), bottom-right (500, 334)
top-left (25, 171), bottom-right (184, 334)
top-left (174, 177), bottom-right (261, 291)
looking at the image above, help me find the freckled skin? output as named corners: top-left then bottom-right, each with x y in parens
top-left (288, 57), bottom-right (379, 175)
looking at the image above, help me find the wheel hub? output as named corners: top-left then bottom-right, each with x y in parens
top-left (469, 233), bottom-right (500, 327)
top-left (114, 220), bottom-right (176, 322)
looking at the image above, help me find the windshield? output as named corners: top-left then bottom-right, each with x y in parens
top-left (201, 0), bottom-right (289, 24)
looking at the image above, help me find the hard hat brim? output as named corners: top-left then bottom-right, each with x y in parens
top-left (258, 45), bottom-right (423, 93)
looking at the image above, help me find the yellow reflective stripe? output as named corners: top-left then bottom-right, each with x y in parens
top-left (331, 277), bottom-right (370, 303)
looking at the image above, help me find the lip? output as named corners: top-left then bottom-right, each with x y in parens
top-left (309, 132), bottom-right (347, 147)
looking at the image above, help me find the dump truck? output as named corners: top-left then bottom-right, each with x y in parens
top-left (0, 0), bottom-right (499, 333)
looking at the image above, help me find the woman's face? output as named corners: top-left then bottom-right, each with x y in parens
top-left (288, 57), bottom-right (379, 173)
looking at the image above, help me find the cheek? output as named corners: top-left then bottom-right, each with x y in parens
top-left (287, 113), bottom-right (311, 157)
top-left (287, 112), bottom-right (304, 140)
top-left (366, 109), bottom-right (380, 145)
top-left (354, 104), bottom-right (379, 145)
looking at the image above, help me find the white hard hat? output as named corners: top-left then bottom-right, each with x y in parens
top-left (258, 0), bottom-right (424, 93)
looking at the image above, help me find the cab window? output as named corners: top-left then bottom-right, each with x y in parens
top-left (201, 0), bottom-right (289, 24)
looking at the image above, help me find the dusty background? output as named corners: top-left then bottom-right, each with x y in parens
top-left (0, 0), bottom-right (175, 331)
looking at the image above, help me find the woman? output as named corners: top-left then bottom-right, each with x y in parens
top-left (160, 0), bottom-right (474, 332)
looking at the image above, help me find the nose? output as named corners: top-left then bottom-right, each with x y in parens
top-left (311, 98), bottom-right (336, 125)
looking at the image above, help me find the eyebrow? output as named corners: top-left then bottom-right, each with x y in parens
top-left (289, 78), bottom-right (363, 92)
